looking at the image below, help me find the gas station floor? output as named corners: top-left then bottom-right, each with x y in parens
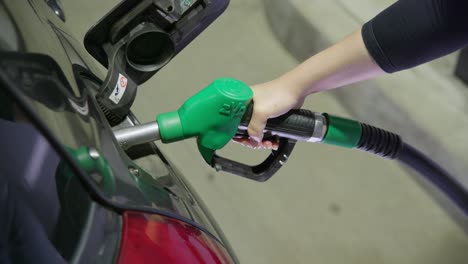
top-left (65, 0), bottom-right (468, 263)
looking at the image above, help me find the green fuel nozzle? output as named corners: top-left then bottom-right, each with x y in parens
top-left (156, 78), bottom-right (253, 162)
top-left (150, 77), bottom-right (325, 181)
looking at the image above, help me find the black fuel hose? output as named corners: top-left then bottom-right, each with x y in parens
top-left (397, 142), bottom-right (468, 215)
top-left (347, 121), bottom-right (468, 215)
top-left (263, 110), bottom-right (468, 216)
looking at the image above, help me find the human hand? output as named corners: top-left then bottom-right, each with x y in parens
top-left (233, 78), bottom-right (305, 149)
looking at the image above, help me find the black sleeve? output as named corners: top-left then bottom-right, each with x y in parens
top-left (362, 0), bottom-right (468, 73)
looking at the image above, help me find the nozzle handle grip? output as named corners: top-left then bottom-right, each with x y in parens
top-left (238, 104), bottom-right (320, 142)
top-left (212, 138), bottom-right (296, 182)
top-left (212, 103), bottom-right (318, 182)
top-left (211, 104), bottom-right (324, 182)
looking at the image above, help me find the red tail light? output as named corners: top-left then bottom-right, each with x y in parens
top-left (117, 211), bottom-right (234, 264)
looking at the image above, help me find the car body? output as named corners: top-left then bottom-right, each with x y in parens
top-left (0, 0), bottom-right (237, 263)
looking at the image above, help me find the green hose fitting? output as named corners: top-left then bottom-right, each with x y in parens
top-left (157, 78), bottom-right (253, 162)
top-left (322, 114), bottom-right (362, 148)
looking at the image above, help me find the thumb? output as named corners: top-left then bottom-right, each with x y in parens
top-left (247, 108), bottom-right (268, 143)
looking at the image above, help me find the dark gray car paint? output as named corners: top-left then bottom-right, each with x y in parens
top-left (0, 0), bottom-right (237, 262)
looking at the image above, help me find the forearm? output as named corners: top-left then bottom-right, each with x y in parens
top-left (279, 29), bottom-right (385, 96)
top-left (277, 0), bottom-right (468, 97)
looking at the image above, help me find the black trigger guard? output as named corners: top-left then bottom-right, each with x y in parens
top-left (211, 138), bottom-right (296, 182)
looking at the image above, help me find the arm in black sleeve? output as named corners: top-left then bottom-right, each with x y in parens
top-left (362, 0), bottom-right (468, 73)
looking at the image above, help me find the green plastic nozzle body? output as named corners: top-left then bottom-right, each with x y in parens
top-left (156, 78), bottom-right (253, 163)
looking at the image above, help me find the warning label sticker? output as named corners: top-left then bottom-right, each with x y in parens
top-left (109, 74), bottom-right (128, 104)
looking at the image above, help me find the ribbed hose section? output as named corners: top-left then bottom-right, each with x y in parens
top-left (357, 123), bottom-right (402, 159)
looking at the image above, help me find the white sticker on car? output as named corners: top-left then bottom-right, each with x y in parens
top-left (108, 73), bottom-right (128, 104)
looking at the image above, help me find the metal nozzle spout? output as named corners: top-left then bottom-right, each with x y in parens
top-left (113, 121), bottom-right (160, 149)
